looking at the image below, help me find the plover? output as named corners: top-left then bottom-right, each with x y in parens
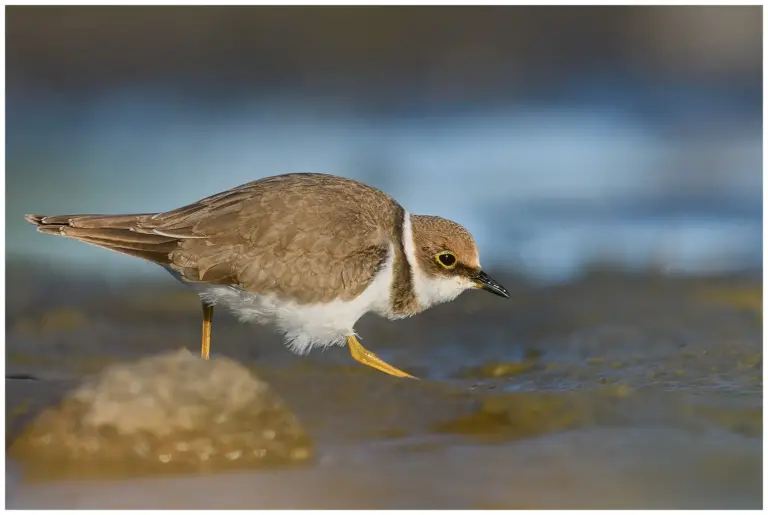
top-left (25, 173), bottom-right (509, 378)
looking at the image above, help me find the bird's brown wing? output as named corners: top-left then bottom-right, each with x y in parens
top-left (28, 174), bottom-right (398, 304)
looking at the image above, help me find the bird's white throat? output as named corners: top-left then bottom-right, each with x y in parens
top-left (401, 212), bottom-right (476, 310)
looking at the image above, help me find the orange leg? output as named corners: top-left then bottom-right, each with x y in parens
top-left (346, 335), bottom-right (417, 379)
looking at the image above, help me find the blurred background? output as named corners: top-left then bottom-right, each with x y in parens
top-left (6, 5), bottom-right (762, 284)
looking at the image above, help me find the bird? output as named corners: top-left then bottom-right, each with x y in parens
top-left (25, 173), bottom-right (509, 379)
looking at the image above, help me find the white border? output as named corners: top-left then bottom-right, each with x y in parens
top-left (1, 2), bottom-right (7, 511)
top-left (2, 0), bottom-right (767, 5)
top-left (761, 4), bottom-right (767, 513)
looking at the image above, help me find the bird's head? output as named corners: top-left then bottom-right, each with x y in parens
top-left (405, 214), bottom-right (509, 309)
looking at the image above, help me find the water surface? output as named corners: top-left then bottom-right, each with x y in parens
top-left (5, 269), bottom-right (761, 508)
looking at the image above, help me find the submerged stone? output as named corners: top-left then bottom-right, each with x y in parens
top-left (456, 360), bottom-right (540, 379)
top-left (9, 349), bottom-right (313, 480)
top-left (432, 393), bottom-right (590, 442)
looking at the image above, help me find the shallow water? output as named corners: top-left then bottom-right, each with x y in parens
top-left (5, 268), bottom-right (762, 509)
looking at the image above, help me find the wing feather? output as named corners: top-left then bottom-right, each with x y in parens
top-left (29, 174), bottom-right (400, 303)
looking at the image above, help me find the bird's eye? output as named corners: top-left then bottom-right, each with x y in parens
top-left (435, 251), bottom-right (457, 269)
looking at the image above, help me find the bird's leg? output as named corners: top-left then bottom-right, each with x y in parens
top-left (201, 301), bottom-right (214, 360)
top-left (346, 335), bottom-right (417, 379)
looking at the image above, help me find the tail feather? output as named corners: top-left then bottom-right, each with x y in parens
top-left (59, 227), bottom-right (176, 246)
top-left (28, 213), bottom-right (153, 229)
top-left (25, 212), bottom-right (176, 265)
top-left (24, 214), bottom-right (45, 225)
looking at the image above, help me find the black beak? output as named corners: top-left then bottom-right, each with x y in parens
top-left (473, 270), bottom-right (510, 299)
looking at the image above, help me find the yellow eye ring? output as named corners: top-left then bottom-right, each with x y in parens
top-left (435, 251), bottom-right (457, 269)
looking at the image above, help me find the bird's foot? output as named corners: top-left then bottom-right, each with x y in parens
top-left (346, 335), bottom-right (417, 379)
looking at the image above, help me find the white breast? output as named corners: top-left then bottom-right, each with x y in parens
top-left (401, 212), bottom-right (476, 310)
top-left (187, 243), bottom-right (396, 355)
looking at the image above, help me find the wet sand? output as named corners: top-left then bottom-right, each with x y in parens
top-left (5, 266), bottom-right (762, 508)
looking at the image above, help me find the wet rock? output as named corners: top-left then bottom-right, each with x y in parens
top-left (432, 393), bottom-right (591, 442)
top-left (736, 353), bottom-right (762, 371)
top-left (9, 349), bottom-right (313, 480)
top-left (456, 360), bottom-right (540, 379)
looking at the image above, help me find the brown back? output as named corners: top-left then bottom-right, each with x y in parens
top-left (27, 174), bottom-right (407, 305)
